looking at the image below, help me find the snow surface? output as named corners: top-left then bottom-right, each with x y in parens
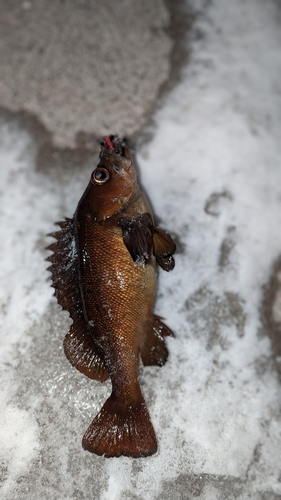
top-left (1, 0), bottom-right (281, 498)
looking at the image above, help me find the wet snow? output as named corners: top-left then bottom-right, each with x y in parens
top-left (1, 0), bottom-right (281, 498)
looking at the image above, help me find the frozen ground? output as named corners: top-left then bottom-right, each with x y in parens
top-left (0, 0), bottom-right (172, 147)
top-left (1, 0), bottom-right (281, 498)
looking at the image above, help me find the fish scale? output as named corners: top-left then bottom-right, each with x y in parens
top-left (77, 218), bottom-right (156, 396)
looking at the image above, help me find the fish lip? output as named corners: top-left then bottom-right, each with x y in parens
top-left (100, 149), bottom-right (133, 172)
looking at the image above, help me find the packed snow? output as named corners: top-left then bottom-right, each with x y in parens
top-left (1, 0), bottom-right (281, 498)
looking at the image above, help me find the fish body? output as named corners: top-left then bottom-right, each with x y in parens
top-left (47, 136), bottom-right (176, 457)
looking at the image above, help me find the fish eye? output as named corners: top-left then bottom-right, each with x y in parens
top-left (91, 168), bottom-right (110, 185)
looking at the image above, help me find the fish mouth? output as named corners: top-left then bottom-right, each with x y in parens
top-left (99, 135), bottom-right (133, 171)
top-left (100, 135), bottom-right (126, 157)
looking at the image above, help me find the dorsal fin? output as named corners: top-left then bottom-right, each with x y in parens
top-left (46, 218), bottom-right (80, 318)
top-left (46, 218), bottom-right (109, 381)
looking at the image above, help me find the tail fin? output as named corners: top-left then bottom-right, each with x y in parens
top-left (82, 392), bottom-right (157, 458)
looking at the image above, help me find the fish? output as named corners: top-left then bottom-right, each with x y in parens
top-left (47, 135), bottom-right (176, 458)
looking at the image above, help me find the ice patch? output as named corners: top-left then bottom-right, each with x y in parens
top-left (0, 401), bottom-right (39, 496)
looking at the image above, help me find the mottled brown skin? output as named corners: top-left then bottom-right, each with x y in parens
top-left (47, 137), bottom-right (176, 458)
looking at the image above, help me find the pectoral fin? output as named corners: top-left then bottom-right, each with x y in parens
top-left (119, 214), bottom-right (152, 265)
top-left (151, 228), bottom-right (176, 271)
top-left (120, 213), bottom-right (176, 271)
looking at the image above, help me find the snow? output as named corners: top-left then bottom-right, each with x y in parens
top-left (1, 0), bottom-right (281, 498)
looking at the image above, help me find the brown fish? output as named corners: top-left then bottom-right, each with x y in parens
top-left (47, 136), bottom-right (176, 458)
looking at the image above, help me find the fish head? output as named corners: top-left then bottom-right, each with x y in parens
top-left (80, 137), bottom-right (141, 221)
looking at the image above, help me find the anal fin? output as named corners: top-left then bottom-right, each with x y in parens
top-left (141, 315), bottom-right (175, 367)
top-left (64, 319), bottom-right (109, 382)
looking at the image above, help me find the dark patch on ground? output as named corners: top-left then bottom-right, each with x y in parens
top-left (204, 191), bottom-right (233, 217)
top-left (170, 232), bottom-right (186, 255)
top-left (218, 226), bottom-right (236, 268)
top-left (0, 0), bottom-right (194, 170)
top-left (0, 106), bottom-right (52, 151)
top-left (0, 107), bottom-right (100, 180)
top-left (254, 354), bottom-right (276, 379)
top-left (132, 0), bottom-right (196, 147)
top-left (0, 0), bottom-right (177, 146)
top-left (169, 223), bottom-right (189, 255)
top-left (0, 463), bottom-right (8, 486)
top-left (121, 493), bottom-right (143, 500)
top-left (164, 0), bottom-right (194, 89)
top-left (157, 471), bottom-right (281, 500)
top-left (261, 255), bottom-right (281, 377)
top-left (157, 472), bottom-right (244, 500)
top-left (184, 287), bottom-right (246, 350)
